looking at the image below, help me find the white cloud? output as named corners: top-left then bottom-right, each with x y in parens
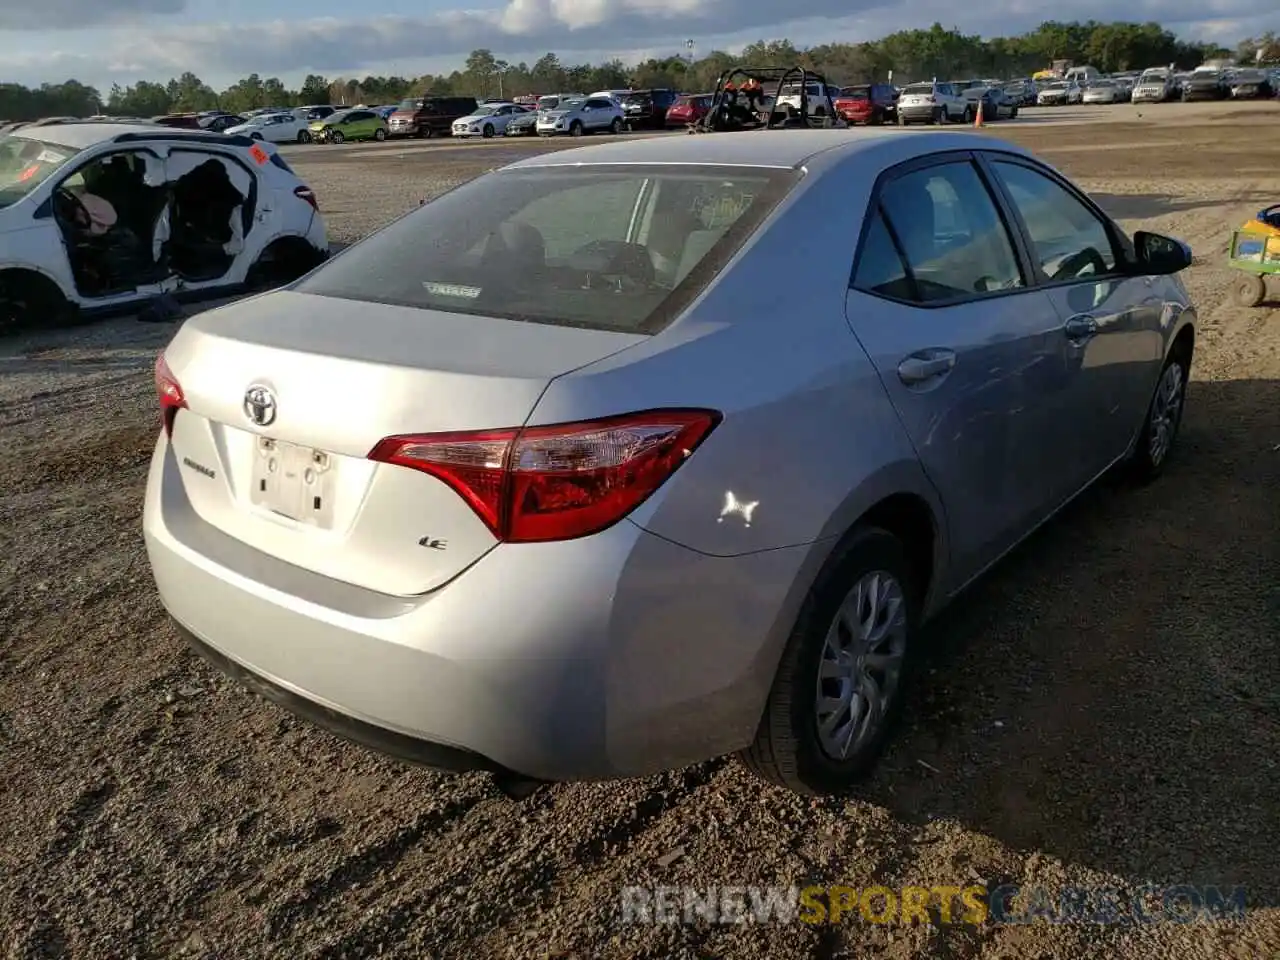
top-left (1, 0), bottom-right (1277, 89)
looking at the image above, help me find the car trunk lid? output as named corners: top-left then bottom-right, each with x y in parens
top-left (162, 291), bottom-right (646, 595)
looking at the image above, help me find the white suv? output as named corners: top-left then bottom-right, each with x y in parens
top-left (0, 122), bottom-right (328, 332)
top-left (535, 96), bottom-right (625, 137)
top-left (895, 82), bottom-right (968, 125)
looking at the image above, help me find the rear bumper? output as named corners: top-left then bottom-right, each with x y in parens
top-left (142, 434), bottom-right (806, 782)
top-left (898, 105), bottom-right (937, 120)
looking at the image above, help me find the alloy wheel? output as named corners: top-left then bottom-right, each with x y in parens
top-left (814, 571), bottom-right (908, 761)
top-left (1147, 361), bottom-right (1185, 467)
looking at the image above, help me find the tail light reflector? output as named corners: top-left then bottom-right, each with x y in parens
top-left (369, 409), bottom-right (721, 543)
top-left (294, 185), bottom-right (319, 211)
top-left (154, 353), bottom-right (187, 437)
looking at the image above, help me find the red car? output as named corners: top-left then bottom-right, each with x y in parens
top-left (665, 93), bottom-right (713, 127)
top-left (833, 83), bottom-right (898, 125)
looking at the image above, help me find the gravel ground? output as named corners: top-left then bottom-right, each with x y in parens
top-left (1, 102), bottom-right (1278, 959)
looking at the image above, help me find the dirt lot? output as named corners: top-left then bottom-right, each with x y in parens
top-left (1, 101), bottom-right (1277, 959)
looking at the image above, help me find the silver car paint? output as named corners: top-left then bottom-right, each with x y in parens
top-left (143, 129), bottom-right (1194, 782)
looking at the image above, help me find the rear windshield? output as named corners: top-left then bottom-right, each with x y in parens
top-left (839, 87), bottom-right (869, 98)
top-left (902, 84), bottom-right (933, 95)
top-left (296, 165), bottom-right (797, 333)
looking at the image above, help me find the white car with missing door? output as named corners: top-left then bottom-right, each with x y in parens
top-left (0, 123), bottom-right (328, 333)
top-left (224, 112), bottom-right (313, 144)
top-left (535, 96), bottom-right (625, 137)
top-left (451, 103), bottom-right (528, 139)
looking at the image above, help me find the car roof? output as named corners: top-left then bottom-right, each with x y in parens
top-left (10, 122), bottom-right (211, 148)
top-left (506, 129), bottom-right (1026, 172)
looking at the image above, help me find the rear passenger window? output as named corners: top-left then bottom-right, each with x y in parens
top-left (511, 178), bottom-right (643, 260)
top-left (991, 160), bottom-right (1117, 281)
top-left (852, 210), bottom-right (913, 300)
top-left (869, 161), bottom-right (1023, 302)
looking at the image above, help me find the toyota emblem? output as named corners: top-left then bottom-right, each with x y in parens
top-left (243, 384), bottom-right (277, 427)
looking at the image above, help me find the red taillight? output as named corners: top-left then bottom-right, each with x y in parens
top-left (294, 185), bottom-right (319, 211)
top-left (154, 352), bottom-right (186, 437)
top-left (368, 409), bottom-right (721, 543)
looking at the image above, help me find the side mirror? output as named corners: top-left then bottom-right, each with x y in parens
top-left (1133, 231), bottom-right (1191, 274)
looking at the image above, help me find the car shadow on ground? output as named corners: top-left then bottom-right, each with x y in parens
top-left (859, 376), bottom-right (1279, 904)
top-left (1090, 192), bottom-right (1278, 220)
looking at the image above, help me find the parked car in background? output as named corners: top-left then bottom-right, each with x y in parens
top-left (834, 83), bottom-right (897, 125)
top-left (1037, 80), bottom-right (1082, 105)
top-left (1182, 67), bottom-right (1228, 101)
top-left (775, 80), bottom-right (842, 117)
top-left (302, 105), bottom-right (338, 122)
top-left (200, 114), bottom-right (245, 132)
top-left (589, 89), bottom-right (633, 104)
top-left (152, 113), bottom-right (203, 128)
top-left (896, 81), bottom-right (968, 124)
top-left (0, 122), bottom-right (327, 332)
top-left (1229, 69), bottom-right (1273, 99)
top-left (1082, 79), bottom-right (1122, 104)
top-left (665, 93), bottom-right (713, 127)
top-left (504, 108), bottom-right (539, 136)
top-left (142, 129), bottom-right (1196, 799)
top-left (388, 95), bottom-right (479, 138)
top-left (1002, 79), bottom-right (1038, 106)
top-left (967, 86), bottom-right (1018, 120)
top-left (227, 112), bottom-right (312, 144)
top-left (1132, 68), bottom-right (1175, 103)
top-left (535, 96), bottom-right (624, 136)
top-left (310, 108), bottom-right (388, 144)
top-left (452, 103), bottom-right (526, 138)
top-left (621, 89), bottom-right (678, 129)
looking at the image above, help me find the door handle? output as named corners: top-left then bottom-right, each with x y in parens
top-left (1063, 314), bottom-right (1098, 343)
top-left (897, 349), bottom-right (956, 385)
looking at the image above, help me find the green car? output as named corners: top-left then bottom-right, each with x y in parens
top-left (309, 108), bottom-right (388, 144)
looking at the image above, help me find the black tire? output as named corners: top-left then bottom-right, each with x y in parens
top-left (482, 124), bottom-right (494, 138)
top-left (1128, 345), bottom-right (1190, 483)
top-left (296, 130), bottom-right (310, 143)
top-left (251, 132), bottom-right (263, 140)
top-left (330, 130), bottom-right (344, 144)
top-left (1232, 273), bottom-right (1267, 308)
top-left (609, 117), bottom-right (622, 134)
top-left (245, 239), bottom-right (326, 292)
top-left (739, 527), bottom-right (921, 795)
top-left (422, 127), bottom-right (434, 139)
top-left (964, 106), bottom-right (975, 123)
top-left (569, 121), bottom-right (583, 137)
top-left (373, 128), bottom-right (387, 141)
top-left (931, 108), bottom-right (943, 125)
top-left (1010, 107), bottom-right (1018, 120)
top-left (0, 269), bottom-right (72, 336)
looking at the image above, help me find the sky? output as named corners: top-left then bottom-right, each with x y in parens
top-left (1, 0), bottom-right (1278, 92)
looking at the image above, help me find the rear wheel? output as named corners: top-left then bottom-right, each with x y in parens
top-left (609, 117), bottom-right (623, 134)
top-left (251, 132), bottom-right (263, 140)
top-left (1233, 273), bottom-right (1267, 308)
top-left (330, 130), bottom-right (344, 144)
top-left (740, 527), bottom-right (920, 795)
top-left (373, 128), bottom-right (387, 141)
top-left (963, 106), bottom-right (975, 123)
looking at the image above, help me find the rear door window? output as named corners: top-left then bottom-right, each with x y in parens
top-left (858, 160), bottom-right (1024, 303)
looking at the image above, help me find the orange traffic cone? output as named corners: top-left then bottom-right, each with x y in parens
top-left (974, 102), bottom-right (984, 129)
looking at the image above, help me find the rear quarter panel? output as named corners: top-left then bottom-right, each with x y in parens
top-left (527, 148), bottom-right (946, 562)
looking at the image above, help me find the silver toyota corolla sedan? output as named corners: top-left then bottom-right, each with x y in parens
top-left (143, 129), bottom-right (1196, 797)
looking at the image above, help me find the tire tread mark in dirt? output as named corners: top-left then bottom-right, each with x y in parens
top-left (570, 761), bottom-right (728, 865)
top-left (42, 778), bottom-right (118, 863)
top-left (265, 791), bottom-right (486, 936)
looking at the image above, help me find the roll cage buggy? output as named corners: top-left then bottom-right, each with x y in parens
top-left (689, 66), bottom-right (846, 133)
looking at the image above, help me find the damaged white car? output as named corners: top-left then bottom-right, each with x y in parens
top-left (0, 122), bottom-right (329, 332)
